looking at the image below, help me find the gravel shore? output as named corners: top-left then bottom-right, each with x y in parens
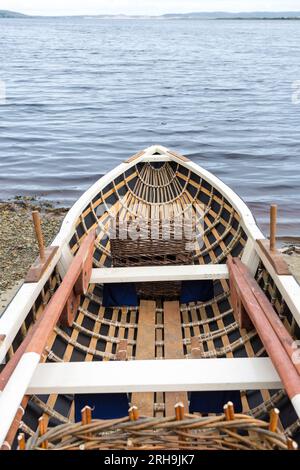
top-left (0, 198), bottom-right (299, 314)
top-left (0, 198), bottom-right (68, 294)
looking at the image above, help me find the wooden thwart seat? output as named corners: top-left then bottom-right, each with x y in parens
top-left (131, 300), bottom-right (156, 416)
top-left (164, 301), bottom-right (188, 414)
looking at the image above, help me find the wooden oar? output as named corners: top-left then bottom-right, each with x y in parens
top-left (0, 230), bottom-right (95, 448)
top-left (227, 256), bottom-right (300, 418)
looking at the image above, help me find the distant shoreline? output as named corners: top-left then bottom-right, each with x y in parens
top-left (217, 17), bottom-right (300, 21)
top-left (1, 9), bottom-right (300, 20)
top-left (1, 16), bottom-right (300, 21)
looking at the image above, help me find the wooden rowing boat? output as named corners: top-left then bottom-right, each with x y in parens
top-left (0, 145), bottom-right (299, 450)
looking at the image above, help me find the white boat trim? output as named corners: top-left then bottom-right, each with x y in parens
top-left (0, 248), bottom-right (62, 364)
top-left (27, 358), bottom-right (281, 395)
top-left (0, 352), bottom-right (40, 447)
top-left (291, 395), bottom-right (300, 419)
top-left (255, 242), bottom-right (300, 328)
top-left (90, 264), bottom-right (229, 284)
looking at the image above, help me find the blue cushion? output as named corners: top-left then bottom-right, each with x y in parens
top-left (189, 390), bottom-right (242, 414)
top-left (180, 280), bottom-right (214, 303)
top-left (74, 393), bottom-right (129, 421)
top-left (102, 283), bottom-right (138, 307)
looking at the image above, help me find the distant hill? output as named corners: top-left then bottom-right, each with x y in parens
top-left (162, 11), bottom-right (300, 19)
top-left (0, 10), bottom-right (300, 20)
top-left (0, 10), bottom-right (27, 18)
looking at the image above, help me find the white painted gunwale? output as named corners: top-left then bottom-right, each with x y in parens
top-left (0, 248), bottom-right (62, 364)
top-left (0, 352), bottom-right (40, 447)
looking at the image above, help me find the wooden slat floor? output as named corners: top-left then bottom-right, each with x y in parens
top-left (164, 301), bottom-right (188, 414)
top-left (131, 300), bottom-right (156, 416)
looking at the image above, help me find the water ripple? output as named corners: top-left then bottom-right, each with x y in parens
top-left (0, 18), bottom-right (299, 237)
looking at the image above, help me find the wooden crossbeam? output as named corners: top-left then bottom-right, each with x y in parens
top-left (90, 264), bottom-right (228, 284)
top-left (164, 301), bottom-right (188, 415)
top-left (131, 300), bottom-right (156, 416)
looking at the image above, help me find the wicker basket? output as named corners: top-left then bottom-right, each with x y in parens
top-left (110, 218), bottom-right (195, 299)
top-left (24, 408), bottom-right (297, 451)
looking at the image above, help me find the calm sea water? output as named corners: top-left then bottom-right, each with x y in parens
top-left (0, 18), bottom-right (300, 237)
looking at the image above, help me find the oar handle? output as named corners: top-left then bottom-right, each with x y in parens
top-left (270, 204), bottom-right (277, 252)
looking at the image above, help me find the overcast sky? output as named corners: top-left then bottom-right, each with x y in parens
top-left (1, 0), bottom-right (299, 16)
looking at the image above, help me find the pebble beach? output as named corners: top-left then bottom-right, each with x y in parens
top-left (0, 198), bottom-right (68, 313)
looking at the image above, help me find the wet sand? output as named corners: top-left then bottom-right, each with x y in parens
top-left (0, 198), bottom-right (299, 314)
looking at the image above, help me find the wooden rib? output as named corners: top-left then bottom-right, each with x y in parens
top-left (126, 165), bottom-right (190, 205)
top-left (116, 339), bottom-right (128, 361)
top-left (197, 302), bottom-right (214, 356)
top-left (42, 309), bottom-right (86, 426)
top-left (85, 305), bottom-right (105, 362)
top-left (104, 308), bottom-right (119, 361)
top-left (131, 300), bottom-right (156, 417)
top-left (209, 252), bottom-right (235, 360)
top-left (31, 396), bottom-right (69, 424)
top-left (127, 308), bottom-right (137, 360)
top-left (190, 302), bottom-right (203, 359)
top-left (164, 301), bottom-right (188, 415)
top-left (182, 308), bottom-right (192, 358)
top-left (191, 336), bottom-right (203, 359)
top-left (155, 306), bottom-right (164, 417)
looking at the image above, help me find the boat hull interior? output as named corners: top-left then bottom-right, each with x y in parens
top-left (1, 147), bottom-right (300, 447)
